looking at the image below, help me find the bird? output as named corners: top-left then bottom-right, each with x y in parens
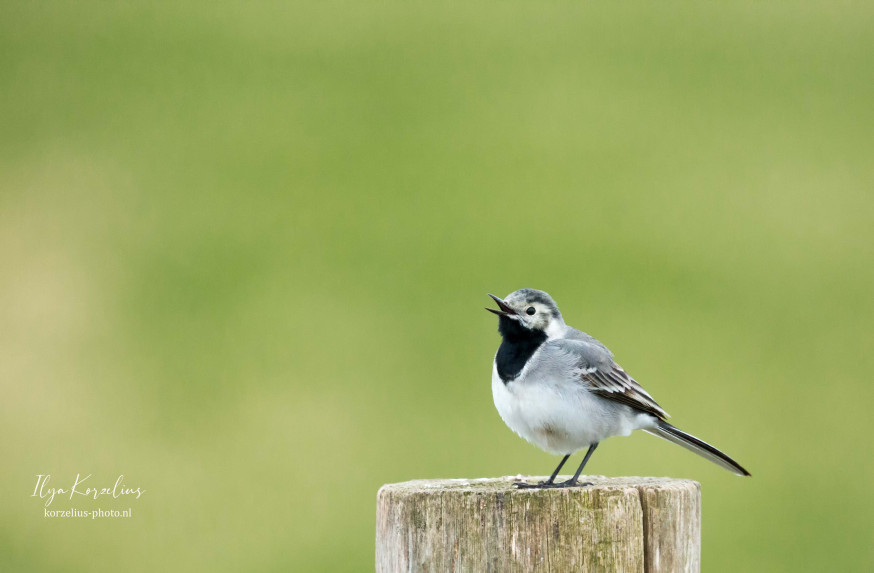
top-left (486, 288), bottom-right (750, 488)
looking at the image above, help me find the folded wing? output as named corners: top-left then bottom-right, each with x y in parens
top-left (548, 338), bottom-right (669, 421)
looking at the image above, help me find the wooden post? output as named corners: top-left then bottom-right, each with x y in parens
top-left (376, 476), bottom-right (700, 573)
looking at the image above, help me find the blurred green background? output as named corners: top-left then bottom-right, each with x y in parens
top-left (1, 1), bottom-right (872, 571)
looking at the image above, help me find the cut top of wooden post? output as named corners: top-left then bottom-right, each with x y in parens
top-left (376, 476), bottom-right (700, 573)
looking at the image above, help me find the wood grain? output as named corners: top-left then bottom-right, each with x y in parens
top-left (376, 476), bottom-right (700, 573)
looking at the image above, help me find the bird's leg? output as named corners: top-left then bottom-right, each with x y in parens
top-left (558, 443), bottom-right (598, 487)
top-left (513, 454), bottom-right (570, 488)
top-left (544, 454), bottom-right (570, 485)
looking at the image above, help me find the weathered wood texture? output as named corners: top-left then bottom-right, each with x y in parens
top-left (376, 476), bottom-right (700, 573)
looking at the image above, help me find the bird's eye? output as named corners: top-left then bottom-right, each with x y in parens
top-left (526, 307), bottom-right (536, 315)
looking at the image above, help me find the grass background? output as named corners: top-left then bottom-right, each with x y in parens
top-left (1, 1), bottom-right (872, 571)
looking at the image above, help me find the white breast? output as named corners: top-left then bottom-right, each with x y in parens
top-left (491, 359), bottom-right (650, 455)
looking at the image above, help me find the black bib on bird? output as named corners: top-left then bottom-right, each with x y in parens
top-left (496, 315), bottom-right (547, 383)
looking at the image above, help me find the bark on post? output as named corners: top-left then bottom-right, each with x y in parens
top-left (376, 476), bottom-right (700, 573)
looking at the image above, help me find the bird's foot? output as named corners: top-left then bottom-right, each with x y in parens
top-left (513, 480), bottom-right (593, 489)
top-left (556, 479), bottom-right (593, 488)
top-left (513, 481), bottom-right (548, 489)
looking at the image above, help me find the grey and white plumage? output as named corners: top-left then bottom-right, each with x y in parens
top-left (487, 288), bottom-right (750, 487)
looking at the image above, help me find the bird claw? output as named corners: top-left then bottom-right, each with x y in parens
top-left (513, 480), bottom-right (594, 489)
top-left (558, 480), bottom-right (593, 488)
top-left (512, 481), bottom-right (546, 489)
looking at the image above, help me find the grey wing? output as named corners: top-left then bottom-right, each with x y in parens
top-left (548, 337), bottom-right (670, 420)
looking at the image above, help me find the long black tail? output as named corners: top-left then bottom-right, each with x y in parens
top-left (644, 420), bottom-right (751, 476)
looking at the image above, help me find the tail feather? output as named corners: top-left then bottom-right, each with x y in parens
top-left (644, 420), bottom-right (751, 477)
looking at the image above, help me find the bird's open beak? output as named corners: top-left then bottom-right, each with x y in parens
top-left (486, 294), bottom-right (517, 317)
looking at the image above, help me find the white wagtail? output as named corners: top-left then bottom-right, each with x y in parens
top-left (487, 288), bottom-right (750, 488)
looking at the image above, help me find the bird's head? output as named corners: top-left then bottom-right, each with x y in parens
top-left (486, 289), bottom-right (565, 339)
